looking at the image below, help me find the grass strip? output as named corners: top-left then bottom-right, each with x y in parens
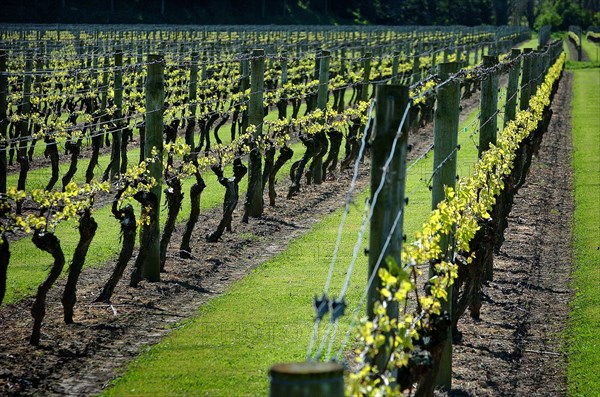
top-left (582, 36), bottom-right (600, 63)
top-left (567, 68), bottom-right (600, 397)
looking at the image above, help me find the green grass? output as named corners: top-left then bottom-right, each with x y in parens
top-left (101, 102), bottom-right (487, 396)
top-left (567, 68), bottom-right (600, 397)
top-left (582, 36), bottom-right (600, 63)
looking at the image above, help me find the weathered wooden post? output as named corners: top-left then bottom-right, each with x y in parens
top-left (186, 51), bottom-right (199, 147)
top-left (311, 49), bottom-right (330, 185)
top-left (269, 362), bottom-right (344, 397)
top-left (0, 50), bottom-right (7, 194)
top-left (411, 54), bottom-right (421, 85)
top-left (367, 84), bottom-right (410, 371)
top-left (391, 50), bottom-right (400, 84)
top-left (15, 55), bottom-right (32, 213)
top-left (479, 55), bottom-right (499, 156)
top-left (244, 49), bottom-right (265, 219)
top-left (109, 50), bottom-right (123, 179)
top-left (519, 49), bottom-right (533, 111)
top-left (429, 62), bottom-right (461, 391)
top-left (504, 49), bottom-right (521, 128)
top-left (479, 55), bottom-right (499, 283)
top-left (361, 52), bottom-right (372, 102)
top-left (141, 54), bottom-right (164, 282)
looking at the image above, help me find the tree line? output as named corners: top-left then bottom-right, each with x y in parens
top-left (0, 0), bottom-right (599, 31)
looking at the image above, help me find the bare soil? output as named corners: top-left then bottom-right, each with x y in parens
top-left (0, 72), bottom-right (574, 397)
top-left (447, 72), bottom-right (574, 396)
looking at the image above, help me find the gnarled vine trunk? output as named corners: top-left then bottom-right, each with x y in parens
top-left (207, 158), bottom-right (247, 242)
top-left (61, 210), bottom-right (98, 324)
top-left (159, 177), bottom-right (183, 271)
top-left (30, 231), bottom-right (65, 346)
top-left (95, 202), bottom-right (136, 303)
top-left (130, 191), bottom-right (159, 287)
top-left (268, 146), bottom-right (294, 206)
top-left (180, 170), bottom-right (206, 258)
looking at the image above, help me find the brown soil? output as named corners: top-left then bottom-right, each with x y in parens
top-left (0, 71), bottom-right (574, 397)
top-left (447, 72), bottom-right (574, 396)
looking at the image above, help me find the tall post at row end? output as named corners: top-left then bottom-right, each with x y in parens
top-left (367, 84), bottom-right (410, 371)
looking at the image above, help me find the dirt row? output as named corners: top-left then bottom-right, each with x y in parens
top-left (447, 71), bottom-right (574, 396)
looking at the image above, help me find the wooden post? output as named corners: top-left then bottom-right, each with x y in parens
top-left (110, 50), bottom-right (123, 180)
top-left (367, 84), bottom-right (410, 371)
top-left (240, 52), bottom-right (250, 135)
top-left (411, 55), bottom-right (420, 85)
top-left (361, 52), bottom-right (372, 102)
top-left (531, 51), bottom-right (541, 93)
top-left (479, 55), bottom-right (499, 284)
top-left (17, 55), bottom-right (33, 209)
top-left (430, 62), bottom-right (461, 391)
top-left (0, 50), bottom-right (7, 194)
top-left (312, 49), bottom-right (330, 185)
top-left (141, 54), bottom-right (164, 282)
top-left (519, 49), bottom-right (533, 111)
top-left (504, 49), bottom-right (521, 129)
top-left (391, 50), bottom-right (400, 84)
top-left (478, 55), bottom-right (499, 157)
top-left (269, 362), bottom-right (344, 397)
top-left (186, 51), bottom-right (199, 148)
top-left (244, 49), bottom-right (265, 219)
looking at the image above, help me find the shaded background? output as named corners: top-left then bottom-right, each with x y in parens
top-left (0, 0), bottom-right (598, 29)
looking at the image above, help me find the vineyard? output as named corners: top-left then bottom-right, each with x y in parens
top-left (0, 24), bottom-right (586, 396)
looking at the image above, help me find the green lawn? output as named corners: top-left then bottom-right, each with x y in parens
top-left (567, 68), bottom-right (600, 397)
top-left (582, 36), bottom-right (600, 63)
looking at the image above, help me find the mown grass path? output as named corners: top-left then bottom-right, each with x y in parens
top-left (567, 67), bottom-right (600, 397)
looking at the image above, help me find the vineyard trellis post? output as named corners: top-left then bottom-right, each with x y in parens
top-left (361, 52), bottom-right (372, 102)
top-left (519, 49), bottom-right (534, 111)
top-left (504, 49), bottom-right (522, 129)
top-left (140, 53), bottom-right (164, 282)
top-left (244, 48), bottom-right (265, 220)
top-left (479, 55), bottom-right (499, 283)
top-left (0, 49), bottom-right (7, 195)
top-left (110, 50), bottom-right (123, 180)
top-left (311, 49), bottom-right (330, 185)
top-left (479, 55), bottom-right (499, 156)
top-left (411, 55), bottom-right (420, 86)
top-left (269, 362), bottom-right (344, 397)
top-left (391, 50), bottom-right (400, 84)
top-left (366, 84), bottom-right (410, 371)
top-left (430, 61), bottom-right (461, 391)
top-left (186, 51), bottom-right (199, 148)
top-left (16, 55), bottom-right (33, 214)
